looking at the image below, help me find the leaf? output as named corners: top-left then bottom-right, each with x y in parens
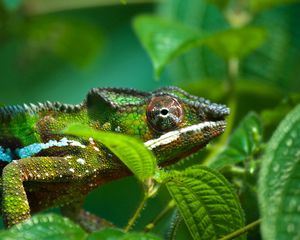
top-left (261, 93), bottom-right (300, 136)
top-left (87, 228), bottom-right (124, 240)
top-left (121, 232), bottom-right (161, 240)
top-left (88, 228), bottom-right (162, 240)
top-left (208, 112), bottom-right (263, 170)
top-left (133, 15), bottom-right (267, 78)
top-left (165, 166), bottom-right (245, 240)
top-left (63, 124), bottom-right (157, 182)
top-left (204, 27), bottom-right (267, 59)
top-left (0, 214), bottom-right (87, 240)
top-left (133, 15), bottom-right (203, 78)
top-left (250, 0), bottom-right (300, 13)
top-left (258, 104), bottom-right (300, 240)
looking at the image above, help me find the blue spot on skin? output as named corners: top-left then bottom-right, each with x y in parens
top-left (16, 138), bottom-right (71, 159)
top-left (0, 138), bottom-right (86, 161)
top-left (0, 146), bottom-right (13, 162)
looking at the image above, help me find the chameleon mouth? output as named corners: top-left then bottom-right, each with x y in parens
top-left (144, 120), bottom-right (226, 151)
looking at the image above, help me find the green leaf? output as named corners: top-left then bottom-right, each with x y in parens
top-left (259, 104), bottom-right (300, 240)
top-left (250, 0), bottom-right (300, 13)
top-left (165, 166), bottom-right (245, 240)
top-left (204, 27), bottom-right (267, 59)
top-left (63, 124), bottom-right (157, 182)
top-left (121, 232), bottom-right (161, 240)
top-left (208, 112), bottom-right (263, 170)
top-left (0, 214), bottom-right (87, 240)
top-left (87, 228), bottom-right (124, 240)
top-left (133, 15), bottom-right (203, 78)
top-left (133, 15), bottom-right (267, 77)
top-left (88, 228), bottom-right (162, 240)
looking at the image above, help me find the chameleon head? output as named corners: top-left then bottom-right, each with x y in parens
top-left (143, 87), bottom-right (229, 166)
top-left (87, 86), bottom-right (229, 166)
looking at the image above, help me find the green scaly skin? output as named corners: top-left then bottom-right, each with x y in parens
top-left (0, 86), bottom-right (229, 231)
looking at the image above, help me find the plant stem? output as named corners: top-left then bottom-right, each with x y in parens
top-left (219, 219), bottom-right (261, 240)
top-left (124, 192), bottom-right (149, 232)
top-left (23, 0), bottom-right (159, 15)
top-left (144, 199), bottom-right (176, 232)
top-left (203, 57), bottom-right (239, 165)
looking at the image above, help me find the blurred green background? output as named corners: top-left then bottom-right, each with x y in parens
top-left (1, 0), bottom-right (300, 238)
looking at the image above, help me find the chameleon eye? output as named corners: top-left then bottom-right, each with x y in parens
top-left (147, 95), bottom-right (183, 132)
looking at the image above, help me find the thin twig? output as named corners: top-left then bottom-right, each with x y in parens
top-left (124, 192), bottom-right (149, 232)
top-left (219, 219), bottom-right (261, 240)
top-left (144, 199), bottom-right (176, 232)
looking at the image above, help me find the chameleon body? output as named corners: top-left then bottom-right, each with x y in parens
top-left (0, 86), bottom-right (229, 231)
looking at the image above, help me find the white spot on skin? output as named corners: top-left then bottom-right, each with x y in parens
top-left (76, 158), bottom-right (86, 165)
top-left (85, 170), bottom-right (89, 173)
top-left (69, 168), bottom-right (75, 173)
top-left (65, 156), bottom-right (72, 159)
top-left (144, 121), bottom-right (225, 150)
top-left (93, 146), bottom-right (100, 152)
top-left (69, 140), bottom-right (86, 148)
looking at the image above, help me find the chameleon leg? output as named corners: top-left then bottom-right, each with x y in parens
top-left (61, 201), bottom-right (114, 232)
top-left (2, 161), bottom-right (30, 227)
top-left (2, 155), bottom-right (102, 228)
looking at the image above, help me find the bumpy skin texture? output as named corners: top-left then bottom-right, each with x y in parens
top-left (0, 86), bottom-right (229, 231)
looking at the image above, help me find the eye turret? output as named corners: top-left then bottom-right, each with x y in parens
top-left (146, 95), bottom-right (183, 132)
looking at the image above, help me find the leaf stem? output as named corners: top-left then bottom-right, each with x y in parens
top-left (124, 191), bottom-right (149, 232)
top-left (144, 199), bottom-right (176, 232)
top-left (203, 57), bottom-right (239, 165)
top-left (219, 219), bottom-right (261, 240)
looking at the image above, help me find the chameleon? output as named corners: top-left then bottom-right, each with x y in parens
top-left (0, 86), bottom-right (229, 231)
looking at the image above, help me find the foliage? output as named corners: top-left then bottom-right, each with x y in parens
top-left (0, 214), bottom-right (160, 240)
top-left (0, 0), bottom-right (300, 239)
top-left (259, 104), bottom-right (300, 240)
top-left (208, 112), bottom-right (263, 170)
top-left (64, 124), bottom-right (157, 182)
top-left (165, 167), bottom-right (245, 240)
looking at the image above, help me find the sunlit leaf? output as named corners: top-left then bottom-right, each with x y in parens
top-left (134, 15), bottom-right (267, 78)
top-left (250, 0), bottom-right (300, 12)
top-left (133, 15), bottom-right (203, 78)
top-left (259, 104), bottom-right (300, 240)
top-left (0, 214), bottom-right (87, 240)
top-left (165, 167), bottom-right (245, 240)
top-left (204, 27), bottom-right (267, 59)
top-left (63, 124), bottom-right (157, 182)
top-left (208, 112), bottom-right (263, 170)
